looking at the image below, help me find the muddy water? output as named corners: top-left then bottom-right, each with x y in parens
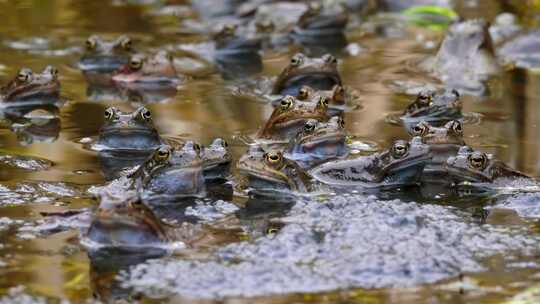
top-left (0, 1), bottom-right (539, 303)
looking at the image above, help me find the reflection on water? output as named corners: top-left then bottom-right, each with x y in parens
top-left (0, 0), bottom-right (539, 303)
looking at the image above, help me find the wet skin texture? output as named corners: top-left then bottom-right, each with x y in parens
top-left (272, 53), bottom-right (342, 96)
top-left (131, 143), bottom-right (206, 201)
top-left (310, 137), bottom-right (431, 188)
top-left (402, 88), bottom-right (461, 123)
top-left (445, 146), bottom-right (530, 184)
top-left (0, 66), bottom-right (60, 103)
top-left (79, 35), bottom-right (135, 73)
top-left (257, 95), bottom-right (329, 141)
top-left (97, 106), bottom-right (163, 151)
top-left (237, 146), bottom-right (312, 192)
top-left (200, 138), bottom-right (232, 180)
top-left (287, 117), bottom-right (348, 169)
top-left (112, 51), bottom-right (180, 87)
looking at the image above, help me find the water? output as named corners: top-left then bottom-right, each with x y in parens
top-left (0, 0), bottom-right (539, 303)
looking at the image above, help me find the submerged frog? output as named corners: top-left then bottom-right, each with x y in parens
top-left (130, 143), bottom-right (206, 201)
top-left (112, 51), bottom-right (183, 88)
top-left (79, 35), bottom-right (135, 73)
top-left (410, 120), bottom-right (465, 181)
top-left (286, 117), bottom-right (348, 169)
top-left (237, 146), bottom-right (313, 192)
top-left (97, 107), bottom-right (163, 152)
top-left (0, 66), bottom-right (60, 103)
top-left (200, 138), bottom-right (232, 180)
top-left (419, 19), bottom-right (498, 95)
top-left (257, 95), bottom-right (329, 141)
top-left (272, 53), bottom-right (342, 96)
top-left (294, 84), bottom-right (346, 116)
top-left (401, 89), bottom-right (461, 124)
top-left (310, 137), bottom-right (431, 188)
top-left (445, 146), bottom-right (530, 184)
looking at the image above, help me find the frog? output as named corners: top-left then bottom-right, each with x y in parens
top-left (419, 19), bottom-right (499, 96)
top-left (445, 146), bottom-right (530, 185)
top-left (200, 138), bottom-right (232, 180)
top-left (96, 106), bottom-right (163, 152)
top-left (293, 84), bottom-right (346, 116)
top-left (78, 35), bottom-right (135, 73)
top-left (286, 117), bottom-right (348, 169)
top-left (401, 88), bottom-right (462, 126)
top-left (237, 146), bottom-right (313, 193)
top-left (112, 51), bottom-right (183, 88)
top-left (309, 137), bottom-right (431, 188)
top-left (408, 119), bottom-right (467, 184)
top-left (130, 143), bottom-right (207, 202)
top-left (257, 94), bottom-right (329, 141)
top-left (0, 66), bottom-right (60, 103)
top-left (272, 52), bottom-right (342, 96)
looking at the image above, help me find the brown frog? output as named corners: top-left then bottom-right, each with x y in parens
top-left (79, 35), bottom-right (135, 73)
top-left (0, 66), bottom-right (60, 103)
top-left (112, 51), bottom-right (183, 87)
top-left (257, 95), bottom-right (329, 141)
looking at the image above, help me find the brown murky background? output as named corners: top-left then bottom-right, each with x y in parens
top-left (0, 0), bottom-right (539, 303)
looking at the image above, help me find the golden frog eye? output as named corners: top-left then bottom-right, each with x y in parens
top-left (391, 141), bottom-right (409, 158)
top-left (120, 36), bottom-right (132, 50)
top-left (17, 68), bottom-right (32, 83)
top-left (129, 56), bottom-right (143, 70)
top-left (468, 152), bottom-right (488, 170)
top-left (317, 96), bottom-right (329, 109)
top-left (264, 151), bottom-right (283, 165)
top-left (280, 96), bottom-right (295, 110)
top-left (85, 36), bottom-right (97, 50)
top-left (104, 107), bottom-right (116, 120)
top-left (139, 107), bottom-right (152, 121)
top-left (322, 54), bottom-right (337, 64)
top-left (303, 121), bottom-right (317, 133)
top-left (297, 87), bottom-right (310, 100)
top-left (290, 53), bottom-right (304, 66)
top-left (450, 120), bottom-right (462, 135)
top-left (154, 146), bottom-right (171, 162)
top-left (412, 122), bottom-right (429, 136)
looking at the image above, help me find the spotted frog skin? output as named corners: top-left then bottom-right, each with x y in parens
top-left (272, 53), bottom-right (342, 96)
top-left (130, 143), bottom-right (206, 201)
top-left (79, 35), bottom-right (135, 73)
top-left (97, 106), bottom-right (163, 151)
top-left (310, 137), bottom-right (431, 188)
top-left (286, 117), bottom-right (348, 169)
top-left (112, 51), bottom-right (182, 87)
top-left (237, 146), bottom-right (313, 192)
top-left (0, 66), bottom-right (60, 103)
top-left (257, 95), bottom-right (329, 141)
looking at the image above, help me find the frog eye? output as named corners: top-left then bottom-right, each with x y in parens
top-left (129, 56), bottom-right (143, 70)
top-left (450, 120), bottom-right (462, 135)
top-left (104, 107), bottom-right (116, 120)
top-left (303, 121), bottom-right (316, 133)
top-left (290, 53), bottom-right (304, 66)
top-left (412, 122), bottom-right (429, 136)
top-left (467, 152), bottom-right (488, 170)
top-left (17, 69), bottom-right (32, 83)
top-left (280, 96), bottom-right (295, 110)
top-left (138, 107), bottom-right (152, 121)
top-left (297, 87), bottom-right (310, 100)
top-left (154, 146), bottom-right (171, 162)
top-left (264, 151), bottom-right (283, 165)
top-left (322, 54), bottom-right (337, 64)
top-left (317, 96), bottom-right (329, 109)
top-left (85, 37), bottom-right (97, 50)
top-left (219, 139), bottom-right (228, 148)
top-left (391, 141), bottom-right (409, 158)
top-left (120, 36), bottom-right (132, 50)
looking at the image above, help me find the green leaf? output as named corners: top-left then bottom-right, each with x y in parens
top-left (402, 5), bottom-right (459, 30)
